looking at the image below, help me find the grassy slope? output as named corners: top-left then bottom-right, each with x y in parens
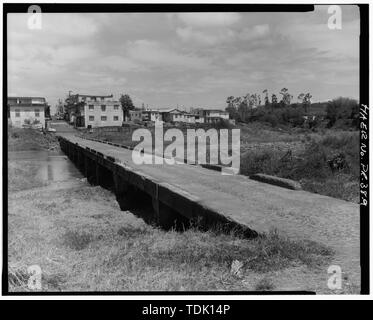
top-left (8, 127), bottom-right (59, 152)
top-left (9, 181), bottom-right (342, 292)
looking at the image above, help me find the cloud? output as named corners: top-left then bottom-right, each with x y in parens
top-left (176, 27), bottom-right (235, 46)
top-left (125, 39), bottom-right (210, 69)
top-left (283, 19), bottom-right (360, 59)
top-left (175, 13), bottom-right (241, 28)
top-left (8, 13), bottom-right (98, 46)
top-left (176, 23), bottom-right (271, 46)
top-left (238, 24), bottom-right (270, 41)
top-left (7, 9), bottom-right (360, 108)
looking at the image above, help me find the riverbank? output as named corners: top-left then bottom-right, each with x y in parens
top-left (8, 126), bottom-right (60, 152)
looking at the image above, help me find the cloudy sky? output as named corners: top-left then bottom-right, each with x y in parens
top-left (8, 5), bottom-right (360, 112)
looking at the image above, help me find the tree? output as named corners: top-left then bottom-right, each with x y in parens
top-left (226, 96), bottom-right (235, 108)
top-left (298, 93), bottom-right (305, 103)
top-left (298, 93), bottom-right (311, 113)
top-left (119, 94), bottom-right (135, 119)
top-left (225, 96), bottom-right (238, 120)
top-left (326, 97), bottom-right (358, 127)
top-left (271, 94), bottom-right (278, 108)
top-left (233, 97), bottom-right (245, 121)
top-left (263, 89), bottom-right (269, 107)
top-left (279, 88), bottom-right (292, 106)
top-left (45, 104), bottom-right (51, 118)
top-left (250, 94), bottom-right (258, 108)
top-left (303, 93), bottom-right (312, 114)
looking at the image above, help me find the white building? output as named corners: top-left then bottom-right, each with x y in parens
top-left (8, 97), bottom-right (46, 128)
top-left (203, 109), bottom-right (229, 120)
top-left (66, 94), bottom-right (123, 128)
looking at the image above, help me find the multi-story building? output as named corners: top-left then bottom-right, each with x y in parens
top-left (8, 96), bottom-right (47, 128)
top-left (65, 94), bottom-right (123, 128)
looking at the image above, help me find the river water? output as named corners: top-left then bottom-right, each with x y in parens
top-left (8, 150), bottom-right (83, 183)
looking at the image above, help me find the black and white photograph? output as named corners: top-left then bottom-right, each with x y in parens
top-left (2, 2), bottom-right (369, 299)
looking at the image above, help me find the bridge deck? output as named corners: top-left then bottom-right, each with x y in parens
top-left (58, 131), bottom-right (360, 287)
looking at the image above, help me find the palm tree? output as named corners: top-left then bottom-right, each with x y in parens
top-left (263, 89), bottom-right (269, 106)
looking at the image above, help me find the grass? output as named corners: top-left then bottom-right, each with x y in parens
top-left (62, 230), bottom-right (94, 251)
top-left (8, 126), bottom-right (59, 152)
top-left (255, 277), bottom-right (275, 291)
top-left (240, 130), bottom-right (359, 202)
top-left (8, 176), bottom-right (335, 292)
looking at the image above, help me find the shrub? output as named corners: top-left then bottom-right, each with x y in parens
top-left (326, 97), bottom-right (359, 128)
top-left (240, 149), bottom-right (288, 177)
top-left (278, 107), bottom-right (304, 127)
top-left (239, 131), bottom-right (359, 201)
top-left (11, 132), bottom-right (19, 139)
top-left (246, 106), bottom-right (305, 128)
top-left (319, 133), bottom-right (359, 178)
top-left (291, 142), bottom-right (330, 179)
top-left (210, 119), bottom-right (233, 130)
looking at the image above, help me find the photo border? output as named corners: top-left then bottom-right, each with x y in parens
top-left (2, 2), bottom-right (369, 296)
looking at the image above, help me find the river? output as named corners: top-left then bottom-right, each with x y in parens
top-left (8, 150), bottom-right (83, 184)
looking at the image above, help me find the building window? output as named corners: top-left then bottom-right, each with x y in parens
top-left (35, 109), bottom-right (40, 117)
top-left (101, 116), bottom-right (107, 121)
top-left (114, 105), bottom-right (119, 110)
top-left (15, 109), bottom-right (20, 117)
top-left (89, 116), bottom-right (94, 121)
top-left (88, 105), bottom-right (94, 110)
top-left (113, 116), bottom-right (119, 121)
top-left (101, 105), bottom-right (106, 111)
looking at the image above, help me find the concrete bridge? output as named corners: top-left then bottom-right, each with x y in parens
top-left (58, 134), bottom-right (256, 235)
top-left (57, 130), bottom-right (359, 287)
